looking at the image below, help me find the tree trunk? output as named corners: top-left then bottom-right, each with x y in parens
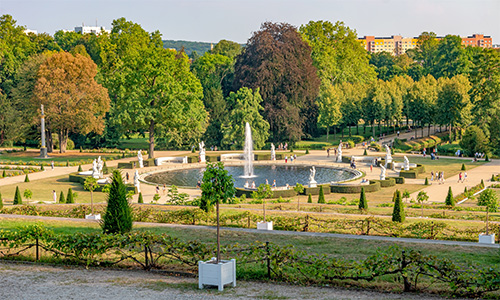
top-left (428, 124), bottom-right (431, 137)
top-left (47, 130), bottom-right (53, 153)
top-left (326, 126), bottom-right (329, 142)
top-left (449, 124), bottom-right (452, 143)
top-left (58, 129), bottom-right (68, 153)
top-left (372, 122), bottom-right (375, 138)
top-left (149, 120), bottom-right (155, 159)
top-left (356, 123), bottom-right (359, 135)
top-left (486, 210), bottom-right (489, 235)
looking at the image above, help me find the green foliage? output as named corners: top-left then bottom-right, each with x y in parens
top-left (424, 177), bottom-right (429, 185)
top-left (0, 192), bottom-right (3, 209)
top-left (307, 194), bottom-right (312, 203)
top-left (485, 154), bottom-right (489, 162)
top-left (152, 193), bottom-right (160, 203)
top-left (305, 149), bottom-right (310, 154)
top-left (78, 165), bottom-right (82, 172)
top-left (358, 187), bottom-right (367, 210)
top-left (461, 163), bottom-right (466, 170)
top-left (138, 192), bottom-right (144, 204)
top-left (2, 170), bottom-right (5, 177)
top-left (445, 187), bottom-right (455, 207)
top-left (162, 40), bottom-right (213, 55)
top-left (318, 185), bottom-right (325, 204)
top-left (66, 188), bottom-right (74, 204)
top-left (40, 165), bottom-right (44, 171)
top-left (102, 170), bottom-right (133, 234)
top-left (460, 122), bottom-right (488, 157)
top-left (200, 162), bottom-right (235, 212)
top-left (480, 179), bottom-right (485, 189)
top-left (23, 189), bottom-right (32, 203)
top-left (363, 148), bottom-right (367, 156)
top-left (392, 190), bottom-right (405, 222)
top-left (478, 189), bottom-right (498, 212)
top-left (13, 186), bottom-right (22, 205)
top-left (59, 191), bottom-right (65, 204)
top-left (66, 160), bottom-right (69, 167)
top-left (24, 174), bottom-right (29, 182)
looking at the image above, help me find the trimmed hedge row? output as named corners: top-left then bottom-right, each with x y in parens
top-left (303, 185), bottom-right (331, 196)
top-left (68, 173), bottom-right (136, 193)
top-left (330, 181), bottom-right (381, 193)
top-left (235, 188), bottom-right (298, 198)
top-left (117, 158), bottom-right (155, 169)
top-left (389, 176), bottom-right (405, 184)
top-left (369, 178), bottom-right (396, 187)
top-left (399, 164), bottom-right (425, 179)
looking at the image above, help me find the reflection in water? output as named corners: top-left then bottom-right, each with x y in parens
top-left (145, 165), bottom-right (355, 188)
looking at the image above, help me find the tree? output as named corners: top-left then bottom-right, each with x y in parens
top-left (221, 87), bottom-right (270, 150)
top-left (358, 187), bottom-right (367, 210)
top-left (392, 190), bottom-right (405, 222)
top-left (23, 189), bottom-right (32, 205)
top-left (318, 185), bottom-right (325, 204)
top-left (317, 82), bottom-right (342, 141)
top-left (233, 22), bottom-right (320, 142)
top-left (84, 176), bottom-right (99, 215)
top-left (414, 32), bottom-right (439, 76)
top-left (402, 190), bottom-right (411, 202)
top-left (252, 184), bottom-right (273, 221)
top-left (432, 35), bottom-right (469, 79)
top-left (445, 187), bottom-right (455, 207)
top-left (199, 162), bottom-right (235, 212)
top-left (0, 192), bottom-right (3, 209)
top-left (210, 39), bottom-right (242, 59)
top-left (293, 183), bottom-right (304, 211)
top-left (138, 192), bottom-right (144, 204)
top-left (33, 52), bottom-right (110, 152)
top-left (59, 191), bottom-right (65, 203)
top-left (478, 189), bottom-right (498, 235)
top-left (408, 75), bottom-right (437, 138)
top-left (416, 191), bottom-right (429, 218)
top-left (13, 186), bottom-right (22, 205)
top-left (460, 125), bottom-right (489, 157)
top-left (66, 188), bottom-right (75, 204)
top-left (102, 170), bottom-right (133, 234)
top-left (307, 194), bottom-right (312, 203)
top-left (24, 174), bottom-right (29, 182)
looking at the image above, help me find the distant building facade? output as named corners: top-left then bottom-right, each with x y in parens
top-left (23, 29), bottom-right (38, 35)
top-left (358, 34), bottom-right (493, 55)
top-left (74, 26), bottom-right (110, 35)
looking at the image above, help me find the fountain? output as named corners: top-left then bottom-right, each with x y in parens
top-left (242, 122), bottom-right (256, 178)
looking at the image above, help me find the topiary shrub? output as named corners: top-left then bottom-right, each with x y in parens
top-left (102, 170), bottom-right (133, 234)
top-left (66, 188), bottom-right (75, 204)
top-left (59, 191), bottom-right (66, 203)
top-left (24, 174), bottom-right (30, 182)
top-left (78, 165), bottom-right (83, 172)
top-left (363, 148), bottom-right (367, 156)
top-left (461, 163), bottom-right (466, 171)
top-left (2, 170), bottom-right (5, 177)
top-left (485, 154), bottom-right (490, 162)
top-left (318, 186), bottom-right (325, 203)
top-left (480, 179), bottom-right (485, 189)
top-left (138, 192), bottom-right (144, 203)
top-left (445, 187), bottom-right (455, 207)
top-left (424, 177), bottom-right (429, 185)
top-left (0, 192), bottom-right (3, 210)
top-left (103, 161), bottom-right (109, 174)
top-left (41, 165), bottom-right (44, 171)
top-left (392, 190), bottom-right (405, 222)
top-left (358, 187), bottom-right (367, 210)
top-left (66, 160), bottom-right (69, 167)
top-left (13, 186), bottom-right (22, 205)
top-left (307, 194), bottom-right (312, 203)
top-left (305, 149), bottom-right (309, 154)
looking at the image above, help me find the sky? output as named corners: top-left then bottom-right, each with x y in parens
top-left (1, 0), bottom-right (499, 44)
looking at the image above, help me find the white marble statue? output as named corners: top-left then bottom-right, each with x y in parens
top-left (404, 156), bottom-right (410, 171)
top-left (270, 143), bottom-right (276, 161)
top-left (134, 170), bottom-right (141, 193)
top-left (380, 165), bottom-right (386, 180)
top-left (137, 150), bottom-right (144, 168)
top-left (199, 141), bottom-right (206, 163)
top-left (97, 156), bottom-right (103, 178)
top-left (309, 166), bottom-right (317, 187)
top-left (92, 159), bottom-right (99, 179)
top-left (384, 145), bottom-right (392, 168)
top-left (336, 142), bottom-right (343, 163)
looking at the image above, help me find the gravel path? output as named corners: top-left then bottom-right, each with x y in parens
top-left (0, 261), bottom-right (461, 300)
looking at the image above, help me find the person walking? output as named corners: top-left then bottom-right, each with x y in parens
top-left (464, 172), bottom-right (467, 182)
top-left (458, 172), bottom-right (462, 183)
top-left (430, 171), bottom-right (434, 181)
top-left (53, 190), bottom-right (57, 203)
top-left (51, 161), bottom-right (54, 170)
top-left (370, 164), bottom-right (373, 173)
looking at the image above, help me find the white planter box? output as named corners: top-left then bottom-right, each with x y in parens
top-left (257, 221), bottom-right (273, 230)
top-left (85, 214), bottom-right (101, 220)
top-left (478, 233), bottom-right (495, 244)
top-left (198, 258), bottom-right (236, 291)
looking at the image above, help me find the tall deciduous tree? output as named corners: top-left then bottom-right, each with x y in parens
top-left (33, 52), bottom-right (110, 152)
top-left (233, 22), bottom-right (320, 143)
top-left (317, 81), bottom-right (342, 141)
top-left (432, 35), bottom-right (469, 79)
top-left (222, 87), bottom-right (270, 150)
top-left (408, 75), bottom-right (437, 138)
top-left (414, 32), bottom-right (439, 76)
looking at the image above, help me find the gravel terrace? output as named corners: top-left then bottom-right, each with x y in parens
top-left (0, 261), bottom-right (466, 300)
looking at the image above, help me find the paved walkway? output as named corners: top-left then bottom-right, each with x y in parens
top-left (1, 214), bottom-right (498, 248)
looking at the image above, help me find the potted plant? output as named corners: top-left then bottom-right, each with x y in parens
top-left (84, 176), bottom-right (100, 220)
top-left (198, 162), bottom-right (236, 291)
top-left (253, 183), bottom-right (273, 230)
top-left (477, 188), bottom-right (498, 244)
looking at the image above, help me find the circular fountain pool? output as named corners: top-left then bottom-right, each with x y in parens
top-left (144, 164), bottom-right (358, 188)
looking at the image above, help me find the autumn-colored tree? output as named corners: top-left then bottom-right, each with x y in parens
top-left (233, 22), bottom-right (320, 143)
top-left (33, 52), bottom-right (110, 152)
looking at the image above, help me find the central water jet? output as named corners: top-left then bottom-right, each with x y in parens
top-left (241, 122), bottom-right (256, 178)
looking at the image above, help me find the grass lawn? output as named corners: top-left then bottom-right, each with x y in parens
top-left (392, 155), bottom-right (485, 179)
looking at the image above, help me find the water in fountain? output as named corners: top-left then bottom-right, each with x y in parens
top-left (242, 122), bottom-right (256, 178)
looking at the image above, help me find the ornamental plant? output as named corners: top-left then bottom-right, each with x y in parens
top-left (424, 177), bottom-right (429, 185)
top-left (478, 188), bottom-right (498, 235)
top-left (318, 186), bottom-right (325, 204)
top-left (84, 176), bottom-right (99, 215)
top-left (138, 192), bottom-right (144, 203)
top-left (445, 187), bottom-right (455, 207)
top-left (358, 187), bottom-right (367, 210)
top-left (66, 188), bottom-right (75, 204)
top-left (13, 186), bottom-right (22, 205)
top-left (23, 189), bottom-right (33, 205)
top-left (24, 174), bottom-right (30, 182)
top-left (102, 170), bottom-right (133, 234)
top-left (78, 165), bottom-right (83, 172)
top-left (392, 190), bottom-right (405, 223)
top-left (0, 192), bottom-right (3, 210)
top-left (59, 191), bottom-right (65, 203)
top-left (307, 194), bottom-right (312, 203)
top-left (461, 163), bottom-right (466, 171)
top-left (293, 183), bottom-right (304, 211)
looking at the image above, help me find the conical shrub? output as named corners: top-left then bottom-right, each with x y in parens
top-left (24, 174), bottom-right (30, 182)
top-left (461, 163), bottom-right (466, 171)
top-left (485, 154), bottom-right (490, 162)
top-left (2, 170), bottom-right (5, 177)
top-left (445, 187), bottom-right (455, 206)
top-left (103, 161), bottom-right (109, 174)
top-left (305, 149), bottom-right (309, 154)
top-left (138, 192), bottom-right (144, 204)
top-left (424, 177), bottom-right (429, 185)
top-left (66, 188), bottom-right (74, 204)
top-left (13, 186), bottom-right (22, 205)
top-left (480, 179), bottom-right (485, 189)
top-left (0, 192), bottom-right (3, 210)
top-left (78, 165), bottom-right (83, 172)
top-left (363, 148), bottom-right (367, 156)
top-left (102, 170), bottom-right (133, 234)
top-left (59, 191), bottom-right (66, 203)
top-left (66, 160), bottom-right (69, 167)
top-left (358, 187), bottom-right (368, 210)
top-left (318, 186), bottom-right (325, 204)
top-left (307, 194), bottom-right (312, 203)
top-left (392, 190), bottom-right (405, 222)
top-left (40, 165), bottom-right (44, 171)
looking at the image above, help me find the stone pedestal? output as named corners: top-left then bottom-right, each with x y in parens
top-left (199, 259), bottom-right (236, 291)
top-left (309, 180), bottom-right (317, 188)
top-left (257, 221), bottom-right (273, 230)
top-left (40, 147), bottom-right (48, 158)
top-left (478, 233), bottom-right (495, 244)
top-left (85, 214), bottom-right (101, 220)
top-left (199, 154), bottom-right (206, 163)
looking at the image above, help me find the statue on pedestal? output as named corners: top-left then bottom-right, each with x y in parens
top-left (134, 170), bottom-right (141, 193)
top-left (309, 166), bottom-right (317, 187)
top-left (384, 145), bottom-right (392, 168)
top-left (97, 156), bottom-right (103, 178)
top-left (380, 165), bottom-right (386, 180)
top-left (199, 141), bottom-right (206, 163)
top-left (270, 143), bottom-right (276, 161)
top-left (137, 150), bottom-right (144, 168)
top-left (92, 159), bottom-right (99, 179)
top-left (404, 156), bottom-right (410, 171)
top-left (337, 142), bottom-right (343, 163)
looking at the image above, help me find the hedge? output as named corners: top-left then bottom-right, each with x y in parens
top-left (235, 188), bottom-right (297, 198)
top-left (330, 181), bottom-right (381, 193)
top-left (117, 158), bottom-right (155, 169)
top-left (68, 173), bottom-right (136, 193)
top-left (303, 185), bottom-right (331, 196)
top-left (399, 164), bottom-right (425, 179)
top-left (369, 178), bottom-right (396, 188)
top-left (389, 176), bottom-right (405, 184)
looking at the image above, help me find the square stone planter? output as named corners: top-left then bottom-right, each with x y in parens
top-left (257, 221), bottom-right (273, 230)
top-left (478, 233), bottom-right (495, 244)
top-left (85, 214), bottom-right (101, 220)
top-left (198, 258), bottom-right (236, 291)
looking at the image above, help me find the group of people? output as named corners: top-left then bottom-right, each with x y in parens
top-left (284, 154), bottom-right (297, 163)
top-left (244, 179), bottom-right (278, 189)
top-left (457, 171), bottom-right (468, 183)
top-left (155, 184), bottom-right (167, 194)
top-left (430, 171), bottom-right (446, 184)
top-left (277, 143), bottom-right (288, 151)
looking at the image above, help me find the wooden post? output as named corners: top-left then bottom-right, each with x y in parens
top-left (266, 241), bottom-right (271, 279)
top-left (36, 237), bottom-right (39, 261)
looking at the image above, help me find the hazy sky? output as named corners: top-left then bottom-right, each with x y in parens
top-left (2, 0), bottom-right (499, 44)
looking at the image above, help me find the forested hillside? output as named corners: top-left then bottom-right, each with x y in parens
top-left (162, 40), bottom-right (213, 55)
